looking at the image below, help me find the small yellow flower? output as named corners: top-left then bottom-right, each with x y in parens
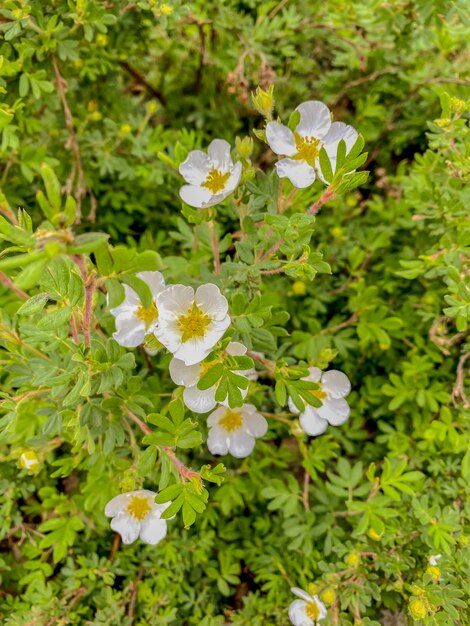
top-left (19, 450), bottom-right (39, 471)
top-left (87, 100), bottom-right (98, 112)
top-left (368, 528), bottom-right (382, 541)
top-left (90, 111), bottom-right (103, 122)
top-left (307, 583), bottom-right (318, 596)
top-left (96, 34), bottom-right (108, 47)
top-left (345, 551), bottom-right (361, 567)
top-left (449, 96), bottom-right (465, 113)
top-left (426, 565), bottom-right (441, 581)
top-left (331, 226), bottom-right (344, 239)
top-left (409, 597), bottom-right (428, 620)
top-left (292, 280), bottom-right (307, 296)
top-left (120, 123), bottom-right (132, 134)
top-left (147, 101), bottom-right (158, 114)
top-left (252, 85), bottom-right (274, 120)
top-left (160, 3), bottom-right (173, 14)
top-left (320, 587), bottom-right (336, 605)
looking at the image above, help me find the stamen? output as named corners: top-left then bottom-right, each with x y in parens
top-left (127, 495), bottom-right (152, 521)
top-left (311, 386), bottom-right (327, 401)
top-left (136, 303), bottom-right (158, 328)
top-left (219, 409), bottom-right (243, 432)
top-left (202, 169), bottom-right (231, 193)
top-left (305, 600), bottom-right (321, 621)
top-left (294, 133), bottom-right (321, 166)
top-left (178, 303), bottom-right (211, 342)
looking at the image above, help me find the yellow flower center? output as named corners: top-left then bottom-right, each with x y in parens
top-left (136, 303), bottom-right (158, 328)
top-left (178, 303), bottom-right (211, 342)
top-left (202, 169), bottom-right (230, 193)
top-left (311, 386), bottom-right (327, 401)
top-left (219, 409), bottom-right (243, 432)
top-left (295, 133), bottom-right (321, 166)
top-left (199, 358), bottom-right (220, 378)
top-left (305, 600), bottom-right (320, 621)
top-left (127, 495), bottom-right (152, 521)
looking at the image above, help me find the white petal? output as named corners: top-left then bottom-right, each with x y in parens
top-left (179, 184), bottom-right (214, 208)
top-left (317, 397), bottom-right (350, 425)
top-left (291, 588), bottom-right (313, 602)
top-left (183, 385), bottom-right (217, 413)
top-left (243, 407), bottom-right (268, 437)
top-left (169, 358), bottom-right (200, 387)
top-left (275, 158), bottom-right (316, 188)
top-left (207, 426), bottom-right (230, 456)
top-left (313, 596), bottom-right (327, 620)
top-left (113, 312), bottom-right (146, 348)
top-left (266, 122), bottom-right (297, 156)
top-left (288, 600), bottom-right (312, 626)
top-left (207, 138), bottom-right (233, 172)
top-left (104, 493), bottom-right (130, 517)
top-left (288, 396), bottom-right (301, 415)
top-left (228, 431), bottom-right (255, 458)
top-left (321, 370), bottom-right (351, 398)
top-left (139, 515), bottom-right (167, 545)
top-left (195, 284), bottom-right (229, 320)
top-left (157, 285), bottom-right (194, 320)
top-left (109, 284), bottom-right (140, 316)
top-left (207, 406), bottom-right (228, 426)
top-left (179, 150), bottom-right (211, 184)
top-left (295, 101), bottom-right (331, 139)
top-left (322, 122), bottom-right (358, 158)
top-left (154, 324), bottom-right (181, 355)
top-left (226, 341), bottom-right (247, 356)
top-left (136, 271), bottom-right (166, 299)
top-left (224, 161), bottom-right (242, 193)
top-left (171, 317), bottom-right (231, 366)
top-left (305, 367), bottom-right (322, 383)
top-left (299, 406), bottom-right (328, 436)
top-left (110, 513), bottom-right (140, 544)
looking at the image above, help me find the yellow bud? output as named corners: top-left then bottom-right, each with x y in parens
top-left (160, 3), bottom-right (173, 14)
top-left (236, 136), bottom-right (254, 158)
top-left (331, 226), bottom-right (344, 238)
top-left (74, 58), bottom-right (83, 69)
top-left (95, 34), bottom-right (108, 47)
top-left (120, 123), bottom-right (132, 134)
top-left (409, 597), bottom-right (428, 620)
top-left (12, 8), bottom-right (25, 19)
top-left (434, 118), bottom-right (450, 128)
top-left (147, 101), bottom-right (158, 114)
top-left (426, 566), bottom-right (441, 581)
top-left (345, 551), bottom-right (361, 567)
top-left (252, 85), bottom-right (274, 120)
top-left (307, 583), bottom-right (318, 596)
top-left (379, 343), bottom-right (390, 351)
top-left (90, 111), bottom-right (103, 122)
top-left (120, 476), bottom-right (136, 492)
top-left (449, 96), bottom-right (465, 113)
top-left (368, 528), bottom-right (382, 541)
top-left (346, 195), bottom-right (358, 207)
top-left (320, 588), bottom-right (336, 605)
top-left (87, 100), bottom-right (98, 112)
top-left (459, 535), bottom-right (468, 545)
top-left (292, 280), bottom-right (307, 296)
top-left (19, 450), bottom-right (39, 471)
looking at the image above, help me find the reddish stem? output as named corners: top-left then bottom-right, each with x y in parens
top-left (208, 220), bottom-right (220, 274)
top-left (0, 272), bottom-right (28, 300)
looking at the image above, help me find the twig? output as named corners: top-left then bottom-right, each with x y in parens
top-left (208, 220), bottom-right (221, 274)
top-left (127, 565), bottom-right (144, 623)
top-left (83, 274), bottom-right (95, 348)
top-left (452, 351), bottom-right (470, 409)
top-left (0, 271), bottom-right (28, 300)
top-left (321, 312), bottom-right (358, 335)
top-left (302, 470), bottom-right (310, 511)
top-left (51, 55), bottom-right (86, 223)
top-left (109, 533), bottom-right (121, 561)
top-left (118, 61), bottom-right (167, 105)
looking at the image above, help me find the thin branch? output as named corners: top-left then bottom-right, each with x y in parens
top-left (127, 565), bottom-right (144, 623)
top-left (0, 271), bottom-right (28, 300)
top-left (302, 470), bottom-right (310, 511)
top-left (118, 61), bottom-right (167, 105)
top-left (51, 55), bottom-right (86, 223)
top-left (452, 351), bottom-right (470, 409)
top-left (208, 220), bottom-right (221, 274)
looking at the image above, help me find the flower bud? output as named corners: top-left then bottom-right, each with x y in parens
top-left (409, 597), bottom-right (428, 620)
top-left (95, 34), bottom-right (108, 47)
top-left (19, 450), bottom-right (39, 471)
top-left (367, 528), bottom-right (382, 541)
top-left (292, 280), bottom-right (306, 296)
top-left (160, 3), bottom-right (173, 15)
top-left (426, 565), bottom-right (441, 581)
top-left (307, 583), bottom-right (318, 596)
top-left (331, 226), bottom-right (344, 239)
top-left (320, 587), bottom-right (336, 605)
top-left (345, 551), bottom-right (361, 567)
top-left (252, 85), bottom-right (274, 120)
top-left (449, 96), bottom-right (465, 113)
top-left (120, 123), bottom-right (132, 134)
top-left (434, 118), bottom-right (451, 128)
top-left (236, 136), bottom-right (254, 159)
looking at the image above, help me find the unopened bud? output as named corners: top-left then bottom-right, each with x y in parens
top-left (449, 96), bottom-right (465, 113)
top-left (368, 528), bottom-right (382, 541)
top-left (20, 450), bottom-right (39, 471)
top-left (307, 583), bottom-right (318, 596)
top-left (252, 85), bottom-right (274, 120)
top-left (345, 551), bottom-right (361, 567)
top-left (409, 597), bottom-right (428, 620)
top-left (292, 280), bottom-right (306, 296)
top-left (236, 136), bottom-right (254, 159)
top-left (320, 587), bottom-right (336, 605)
top-left (426, 565), bottom-right (441, 581)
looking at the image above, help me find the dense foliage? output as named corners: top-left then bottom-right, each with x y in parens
top-left (0, 1), bottom-right (469, 624)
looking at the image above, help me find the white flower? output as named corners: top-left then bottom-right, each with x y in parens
top-left (169, 341), bottom-right (250, 413)
top-left (289, 587), bottom-right (327, 625)
top-left (155, 283), bottom-right (230, 366)
top-left (19, 450), bottom-right (39, 471)
top-left (266, 100), bottom-right (358, 188)
top-left (207, 403), bottom-right (267, 458)
top-left (288, 367), bottom-right (351, 436)
top-left (179, 139), bottom-right (242, 208)
top-left (429, 554), bottom-right (442, 566)
top-left (109, 271), bottom-right (166, 348)
top-left (105, 490), bottom-right (170, 545)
